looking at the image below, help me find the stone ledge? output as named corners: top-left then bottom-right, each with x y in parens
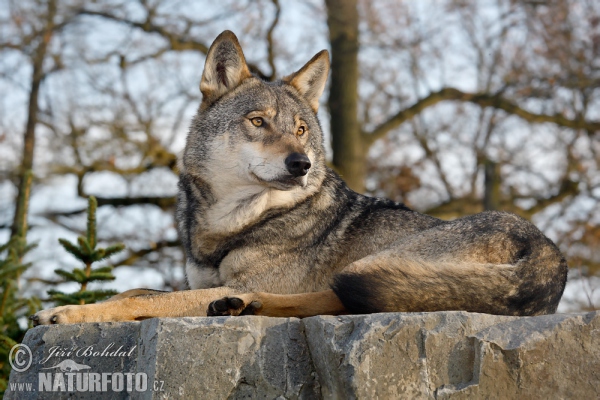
top-left (6, 311), bottom-right (599, 399)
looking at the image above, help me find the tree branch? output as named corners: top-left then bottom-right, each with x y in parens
top-left (111, 239), bottom-right (180, 268)
top-left (265, 0), bottom-right (281, 80)
top-left (44, 196), bottom-right (177, 217)
top-left (424, 178), bottom-right (580, 220)
top-left (94, 196), bottom-right (176, 209)
top-left (365, 87), bottom-right (600, 145)
top-left (77, 9), bottom-right (270, 79)
top-left (78, 9), bottom-right (209, 53)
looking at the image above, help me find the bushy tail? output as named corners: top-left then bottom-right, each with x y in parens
top-left (331, 248), bottom-right (567, 316)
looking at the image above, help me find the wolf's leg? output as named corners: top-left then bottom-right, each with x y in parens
top-left (330, 212), bottom-right (567, 316)
top-left (104, 288), bottom-right (169, 302)
top-left (207, 290), bottom-right (346, 318)
top-left (331, 249), bottom-right (563, 316)
top-left (330, 253), bottom-right (518, 315)
top-left (30, 287), bottom-right (236, 325)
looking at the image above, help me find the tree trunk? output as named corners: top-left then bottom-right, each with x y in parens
top-left (484, 160), bottom-right (501, 211)
top-left (325, 0), bottom-right (367, 193)
top-left (11, 0), bottom-right (56, 236)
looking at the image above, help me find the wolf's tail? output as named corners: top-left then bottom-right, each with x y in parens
top-left (331, 242), bottom-right (567, 316)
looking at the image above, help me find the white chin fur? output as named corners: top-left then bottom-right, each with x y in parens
top-left (202, 142), bottom-right (315, 234)
top-left (204, 176), bottom-right (315, 235)
top-left (252, 173), bottom-right (308, 190)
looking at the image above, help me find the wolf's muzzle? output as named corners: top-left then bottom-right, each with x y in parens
top-left (285, 153), bottom-right (311, 177)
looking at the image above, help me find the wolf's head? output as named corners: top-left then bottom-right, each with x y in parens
top-left (183, 31), bottom-right (329, 205)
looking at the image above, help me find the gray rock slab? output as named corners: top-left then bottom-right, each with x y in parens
top-left (6, 322), bottom-right (141, 400)
top-left (303, 311), bottom-right (518, 399)
top-left (6, 316), bottom-right (318, 400)
top-left (6, 311), bottom-right (599, 399)
top-left (438, 312), bottom-right (600, 399)
top-left (135, 317), bottom-right (319, 399)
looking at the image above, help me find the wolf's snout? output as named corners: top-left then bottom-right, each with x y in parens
top-left (285, 153), bottom-right (311, 177)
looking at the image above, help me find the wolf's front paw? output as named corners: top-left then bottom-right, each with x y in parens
top-left (207, 296), bottom-right (262, 316)
top-left (30, 305), bottom-right (90, 326)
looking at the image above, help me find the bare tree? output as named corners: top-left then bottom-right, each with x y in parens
top-left (1, 0), bottom-right (63, 236)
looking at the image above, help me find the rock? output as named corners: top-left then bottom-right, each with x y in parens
top-left (6, 311), bottom-right (599, 399)
top-left (443, 313), bottom-right (600, 399)
top-left (6, 322), bottom-right (141, 400)
top-left (303, 312), bottom-right (519, 399)
top-left (136, 317), bottom-right (319, 399)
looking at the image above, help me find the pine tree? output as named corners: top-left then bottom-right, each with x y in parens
top-left (0, 171), bottom-right (40, 393)
top-left (48, 196), bottom-right (123, 306)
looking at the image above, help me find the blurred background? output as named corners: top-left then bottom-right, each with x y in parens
top-left (1, 0), bottom-right (599, 312)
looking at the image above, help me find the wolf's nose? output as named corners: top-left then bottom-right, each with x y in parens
top-left (285, 153), bottom-right (311, 177)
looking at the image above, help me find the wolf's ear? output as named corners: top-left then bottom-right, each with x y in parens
top-left (200, 30), bottom-right (252, 106)
top-left (284, 50), bottom-right (330, 113)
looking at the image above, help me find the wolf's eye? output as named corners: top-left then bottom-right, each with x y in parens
top-left (296, 126), bottom-right (306, 136)
top-left (251, 117), bottom-right (264, 127)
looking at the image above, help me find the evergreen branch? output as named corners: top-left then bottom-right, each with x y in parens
top-left (0, 335), bottom-right (17, 352)
top-left (93, 248), bottom-right (106, 261)
top-left (58, 238), bottom-right (87, 261)
top-left (8, 298), bottom-right (33, 312)
top-left (25, 297), bottom-right (41, 317)
top-left (47, 291), bottom-right (79, 306)
top-left (51, 196), bottom-right (124, 306)
top-left (53, 269), bottom-right (77, 282)
top-left (87, 272), bottom-right (116, 281)
top-left (0, 170), bottom-right (37, 389)
top-left (23, 243), bottom-right (38, 253)
top-left (0, 265), bottom-right (30, 280)
top-left (77, 236), bottom-right (93, 256)
top-left (73, 268), bottom-right (87, 283)
top-left (98, 244), bottom-right (125, 260)
top-left (91, 266), bottom-right (114, 274)
top-left (47, 290), bottom-right (118, 305)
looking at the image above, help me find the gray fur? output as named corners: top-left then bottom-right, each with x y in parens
top-left (177, 31), bottom-right (567, 316)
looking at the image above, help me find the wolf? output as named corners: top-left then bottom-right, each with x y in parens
top-left (42, 360), bottom-right (91, 372)
top-left (31, 30), bottom-right (567, 325)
